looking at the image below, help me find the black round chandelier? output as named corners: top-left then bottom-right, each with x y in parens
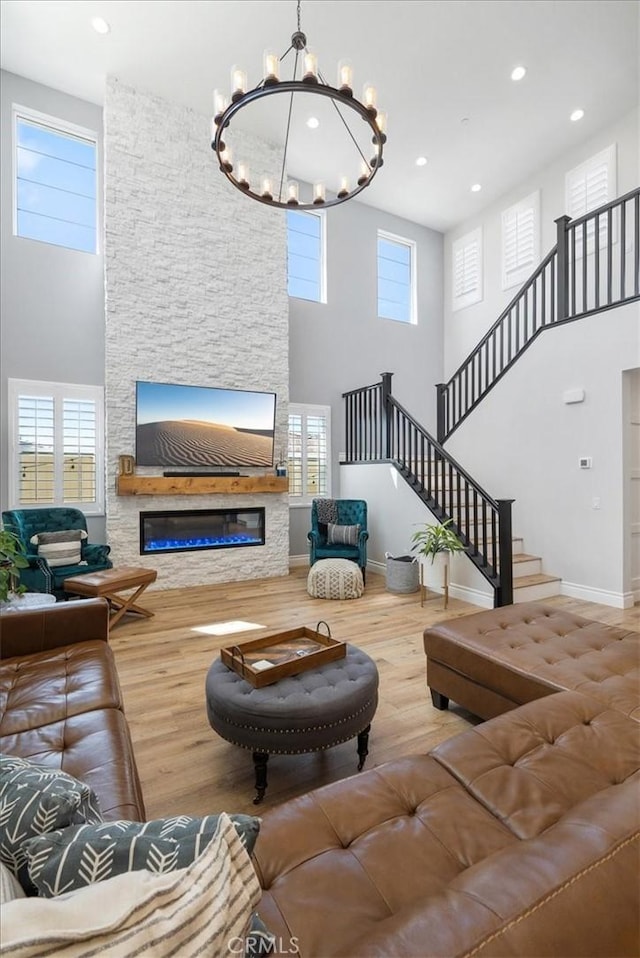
top-left (210, 1), bottom-right (387, 210)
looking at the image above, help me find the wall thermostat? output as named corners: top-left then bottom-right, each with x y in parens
top-left (579, 456), bottom-right (592, 469)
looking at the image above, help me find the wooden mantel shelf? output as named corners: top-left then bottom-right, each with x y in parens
top-left (117, 475), bottom-right (288, 496)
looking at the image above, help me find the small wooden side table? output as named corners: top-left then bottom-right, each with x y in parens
top-left (63, 566), bottom-right (157, 629)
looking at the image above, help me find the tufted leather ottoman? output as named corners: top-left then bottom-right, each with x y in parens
top-left (424, 601), bottom-right (640, 720)
top-left (307, 558), bottom-right (364, 599)
top-left (205, 644), bottom-right (378, 803)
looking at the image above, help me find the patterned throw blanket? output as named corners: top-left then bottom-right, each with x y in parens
top-left (315, 498), bottom-right (338, 525)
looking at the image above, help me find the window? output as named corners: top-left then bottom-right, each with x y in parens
top-left (288, 404), bottom-right (331, 505)
top-left (452, 227), bottom-right (483, 311)
top-left (13, 105), bottom-right (98, 254)
top-left (502, 190), bottom-right (540, 290)
top-left (377, 231), bottom-right (417, 324)
top-left (565, 144), bottom-right (616, 256)
top-left (287, 209), bottom-right (325, 302)
top-left (8, 379), bottom-right (105, 514)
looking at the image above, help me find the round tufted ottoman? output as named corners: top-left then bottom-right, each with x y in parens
top-left (205, 644), bottom-right (378, 803)
top-left (307, 558), bottom-right (364, 599)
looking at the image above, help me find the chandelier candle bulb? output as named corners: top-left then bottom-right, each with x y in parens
top-left (363, 83), bottom-right (377, 114)
top-left (220, 146), bottom-right (233, 172)
top-left (261, 177), bottom-right (274, 200)
top-left (213, 89), bottom-right (228, 123)
top-left (357, 161), bottom-right (370, 186)
top-left (375, 111), bottom-right (387, 141)
top-left (337, 176), bottom-right (350, 198)
top-left (303, 52), bottom-right (318, 82)
top-left (263, 50), bottom-right (280, 84)
top-left (286, 181), bottom-right (299, 205)
top-left (237, 163), bottom-right (250, 188)
top-left (338, 60), bottom-right (354, 94)
top-left (313, 182), bottom-right (326, 204)
top-left (231, 66), bottom-right (247, 100)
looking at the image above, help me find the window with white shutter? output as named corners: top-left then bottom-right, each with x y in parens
top-left (8, 379), bottom-right (105, 514)
top-left (565, 144), bottom-right (616, 256)
top-left (452, 228), bottom-right (482, 311)
top-left (501, 190), bottom-right (540, 290)
top-left (288, 404), bottom-right (331, 505)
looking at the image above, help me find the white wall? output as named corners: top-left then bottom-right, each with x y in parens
top-left (444, 109), bottom-right (639, 372)
top-left (104, 78), bottom-right (290, 589)
top-left (340, 462), bottom-right (492, 607)
top-left (0, 71), bottom-right (106, 539)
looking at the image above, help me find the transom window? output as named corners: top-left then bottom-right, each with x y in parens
top-left (13, 105), bottom-right (98, 254)
top-left (377, 231), bottom-right (417, 324)
top-left (287, 209), bottom-right (326, 303)
top-left (288, 404), bottom-right (331, 505)
top-left (7, 379), bottom-right (105, 515)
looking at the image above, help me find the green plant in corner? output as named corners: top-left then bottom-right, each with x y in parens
top-left (410, 519), bottom-right (466, 564)
top-left (0, 529), bottom-right (29, 602)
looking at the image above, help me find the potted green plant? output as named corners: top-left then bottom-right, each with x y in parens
top-left (410, 519), bottom-right (466, 609)
top-left (0, 529), bottom-right (29, 603)
top-left (410, 519), bottom-right (466, 564)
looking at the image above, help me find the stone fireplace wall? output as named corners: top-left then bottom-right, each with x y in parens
top-left (104, 78), bottom-right (289, 589)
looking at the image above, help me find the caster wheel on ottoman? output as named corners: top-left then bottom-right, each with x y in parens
top-left (307, 558), bottom-right (364, 599)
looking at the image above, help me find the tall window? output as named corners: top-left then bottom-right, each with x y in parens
top-left (13, 105), bottom-right (98, 254)
top-left (288, 404), bottom-right (331, 505)
top-left (377, 231), bottom-right (416, 324)
top-left (501, 190), bottom-right (540, 290)
top-left (566, 144), bottom-right (617, 257)
top-left (452, 227), bottom-right (483, 311)
top-left (8, 379), bottom-right (105, 514)
top-left (287, 209), bottom-right (325, 302)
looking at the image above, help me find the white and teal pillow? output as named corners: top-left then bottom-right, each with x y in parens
top-left (24, 812), bottom-right (260, 898)
top-left (0, 756), bottom-right (103, 894)
top-left (327, 522), bottom-right (361, 546)
top-left (29, 528), bottom-right (88, 567)
top-left (2, 814), bottom-right (263, 957)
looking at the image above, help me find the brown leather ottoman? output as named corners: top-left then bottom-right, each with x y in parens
top-left (423, 601), bottom-right (640, 720)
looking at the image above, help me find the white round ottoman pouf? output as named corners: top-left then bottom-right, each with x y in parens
top-left (307, 559), bottom-right (364, 599)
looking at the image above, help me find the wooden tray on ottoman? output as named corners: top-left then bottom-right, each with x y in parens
top-left (220, 621), bottom-right (345, 688)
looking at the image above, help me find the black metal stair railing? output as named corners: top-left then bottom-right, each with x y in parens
top-left (343, 373), bottom-right (513, 607)
top-left (437, 187), bottom-right (640, 443)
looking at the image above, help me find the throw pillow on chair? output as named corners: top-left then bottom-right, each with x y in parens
top-left (30, 529), bottom-right (88, 568)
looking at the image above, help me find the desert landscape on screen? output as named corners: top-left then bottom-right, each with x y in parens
top-left (136, 420), bottom-right (274, 466)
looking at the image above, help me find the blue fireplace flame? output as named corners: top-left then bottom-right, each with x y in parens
top-left (144, 533), bottom-right (262, 552)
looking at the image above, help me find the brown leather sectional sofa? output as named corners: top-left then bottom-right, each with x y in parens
top-left (1, 599), bottom-right (638, 956)
top-left (0, 598), bottom-right (145, 821)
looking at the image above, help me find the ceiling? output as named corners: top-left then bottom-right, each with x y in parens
top-left (1, 0), bottom-right (638, 232)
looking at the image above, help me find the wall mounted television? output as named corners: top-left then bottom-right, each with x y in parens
top-left (135, 381), bottom-right (277, 468)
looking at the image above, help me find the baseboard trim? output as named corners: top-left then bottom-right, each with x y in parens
top-left (367, 559), bottom-right (386, 576)
top-left (561, 581), bottom-right (635, 610)
top-left (448, 583), bottom-right (493, 609)
top-left (289, 555), bottom-right (309, 569)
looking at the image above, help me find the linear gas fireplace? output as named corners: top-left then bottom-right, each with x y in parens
top-left (140, 508), bottom-right (265, 555)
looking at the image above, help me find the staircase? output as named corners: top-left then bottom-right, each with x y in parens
top-left (342, 187), bottom-right (640, 608)
top-left (510, 537), bottom-right (561, 603)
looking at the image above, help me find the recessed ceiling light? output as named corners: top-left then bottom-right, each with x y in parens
top-left (415, 156), bottom-right (428, 167)
top-left (91, 16), bottom-right (111, 35)
top-left (471, 183), bottom-right (482, 193)
top-left (511, 66), bottom-right (526, 81)
top-left (570, 108), bottom-right (585, 122)
top-left (306, 117), bottom-right (319, 129)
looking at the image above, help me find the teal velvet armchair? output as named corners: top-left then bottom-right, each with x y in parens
top-left (1, 508), bottom-right (112, 598)
top-left (308, 499), bottom-right (368, 582)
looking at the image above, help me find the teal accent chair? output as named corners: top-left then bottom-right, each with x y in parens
top-left (308, 499), bottom-right (368, 582)
top-left (1, 508), bottom-right (112, 598)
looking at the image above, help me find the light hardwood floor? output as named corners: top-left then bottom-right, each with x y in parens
top-left (108, 569), bottom-right (639, 820)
